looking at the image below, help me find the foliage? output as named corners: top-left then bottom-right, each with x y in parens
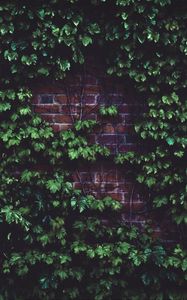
top-left (0, 0), bottom-right (187, 299)
top-left (99, 105), bottom-right (118, 117)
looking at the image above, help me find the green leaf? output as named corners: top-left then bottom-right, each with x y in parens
top-left (82, 36), bottom-right (92, 46)
top-left (38, 9), bottom-right (45, 19)
top-left (166, 137), bottom-right (175, 145)
top-left (0, 102), bottom-right (11, 112)
top-left (153, 196), bottom-right (168, 208)
top-left (70, 197), bottom-right (77, 208)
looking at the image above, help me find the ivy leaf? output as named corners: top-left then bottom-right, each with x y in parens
top-left (39, 277), bottom-right (49, 289)
top-left (88, 23), bottom-right (100, 34)
top-left (21, 170), bottom-right (33, 182)
top-left (38, 9), bottom-right (45, 19)
top-left (182, 259), bottom-right (187, 271)
top-left (19, 107), bottom-right (31, 115)
top-left (0, 102), bottom-right (11, 112)
top-left (82, 36), bottom-right (92, 46)
top-left (72, 15), bottom-right (82, 26)
top-left (58, 59), bottom-right (70, 71)
top-left (153, 196), bottom-right (168, 208)
top-left (46, 179), bottom-right (62, 193)
top-left (145, 177), bottom-right (156, 188)
top-left (166, 137), bottom-right (175, 145)
top-left (70, 197), bottom-right (77, 209)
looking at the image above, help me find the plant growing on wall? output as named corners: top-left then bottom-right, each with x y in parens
top-left (0, 1), bottom-right (186, 299)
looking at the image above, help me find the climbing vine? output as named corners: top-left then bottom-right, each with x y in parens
top-left (0, 1), bottom-right (187, 299)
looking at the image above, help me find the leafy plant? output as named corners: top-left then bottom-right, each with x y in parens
top-left (99, 105), bottom-right (118, 116)
top-left (0, 0), bottom-right (186, 299)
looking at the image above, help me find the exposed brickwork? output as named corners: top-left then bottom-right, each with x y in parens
top-left (32, 58), bottom-right (146, 224)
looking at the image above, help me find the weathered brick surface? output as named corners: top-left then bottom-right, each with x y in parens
top-left (32, 58), bottom-right (145, 222)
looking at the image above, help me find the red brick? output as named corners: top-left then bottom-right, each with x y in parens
top-left (116, 124), bottom-right (134, 133)
top-left (78, 172), bottom-right (93, 182)
top-left (102, 124), bottom-right (115, 133)
top-left (33, 104), bottom-right (61, 114)
top-left (81, 182), bottom-right (95, 193)
top-left (73, 182), bottom-right (82, 190)
top-left (55, 94), bottom-right (68, 104)
top-left (83, 104), bottom-right (98, 115)
top-left (97, 114), bottom-right (123, 124)
top-left (83, 95), bottom-right (97, 104)
top-left (53, 114), bottom-right (73, 124)
top-left (87, 134), bottom-right (96, 144)
top-left (106, 145), bottom-right (117, 154)
top-left (59, 124), bottom-right (72, 131)
top-left (109, 193), bottom-right (124, 202)
top-left (83, 114), bottom-right (97, 121)
top-left (41, 114), bottom-right (54, 123)
top-left (85, 181), bottom-right (100, 189)
top-left (95, 171), bottom-right (117, 183)
top-left (116, 124), bottom-right (126, 133)
top-left (70, 95), bottom-right (82, 104)
top-left (123, 201), bottom-right (145, 212)
top-left (112, 183), bottom-right (128, 191)
top-left (52, 124), bottom-right (61, 132)
top-left (32, 95), bottom-right (39, 104)
top-left (85, 85), bottom-right (100, 94)
top-left (61, 105), bottom-right (78, 115)
top-left (97, 134), bottom-right (117, 145)
top-left (103, 183), bottom-right (117, 192)
top-left (52, 123), bottom-right (72, 132)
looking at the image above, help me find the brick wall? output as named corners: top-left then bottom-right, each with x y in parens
top-left (32, 58), bottom-right (149, 226)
